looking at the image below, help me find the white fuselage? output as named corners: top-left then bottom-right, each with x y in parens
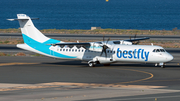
top-left (44, 44), bottom-right (173, 64)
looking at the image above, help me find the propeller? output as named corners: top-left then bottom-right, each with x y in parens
top-left (134, 34), bottom-right (137, 39)
top-left (100, 36), bottom-right (110, 58)
top-left (133, 34), bottom-right (139, 44)
top-left (130, 34), bottom-right (139, 45)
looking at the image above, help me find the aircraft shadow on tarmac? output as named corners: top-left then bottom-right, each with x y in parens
top-left (41, 60), bottom-right (180, 68)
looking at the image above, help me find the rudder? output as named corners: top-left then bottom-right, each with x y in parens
top-left (17, 14), bottom-right (50, 43)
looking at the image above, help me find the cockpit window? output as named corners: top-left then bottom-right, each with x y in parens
top-left (156, 49), bottom-right (160, 52)
top-left (153, 49), bottom-right (166, 52)
top-left (160, 49), bottom-right (165, 52)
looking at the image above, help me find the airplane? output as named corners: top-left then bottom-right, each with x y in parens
top-left (7, 14), bottom-right (173, 68)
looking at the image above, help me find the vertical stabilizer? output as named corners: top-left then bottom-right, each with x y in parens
top-left (17, 14), bottom-right (49, 43)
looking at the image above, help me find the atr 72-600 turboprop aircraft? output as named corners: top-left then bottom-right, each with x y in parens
top-left (8, 14), bottom-right (173, 68)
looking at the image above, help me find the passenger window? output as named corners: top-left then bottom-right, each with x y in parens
top-left (75, 49), bottom-right (77, 52)
top-left (69, 49), bottom-right (71, 52)
top-left (79, 50), bottom-right (80, 52)
top-left (60, 49), bottom-right (62, 51)
top-left (72, 49), bottom-right (74, 52)
top-left (66, 49), bottom-right (68, 51)
top-left (82, 50), bottom-right (84, 52)
top-left (63, 49), bottom-right (65, 51)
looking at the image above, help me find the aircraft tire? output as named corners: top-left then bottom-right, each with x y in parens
top-left (89, 62), bottom-right (95, 67)
top-left (161, 65), bottom-right (165, 68)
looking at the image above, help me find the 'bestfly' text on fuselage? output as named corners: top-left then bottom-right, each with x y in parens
top-left (116, 48), bottom-right (149, 61)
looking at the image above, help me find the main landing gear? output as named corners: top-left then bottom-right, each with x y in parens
top-left (88, 62), bottom-right (96, 67)
top-left (155, 63), bottom-right (165, 68)
top-left (88, 61), bottom-right (111, 67)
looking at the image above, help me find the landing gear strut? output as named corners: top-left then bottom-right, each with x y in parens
top-left (159, 63), bottom-right (165, 68)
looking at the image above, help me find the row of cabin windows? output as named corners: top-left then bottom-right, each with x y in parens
top-left (58, 49), bottom-right (115, 53)
top-left (59, 49), bottom-right (84, 52)
top-left (153, 49), bottom-right (166, 52)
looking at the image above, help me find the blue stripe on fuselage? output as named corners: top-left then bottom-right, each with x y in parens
top-left (22, 34), bottom-right (77, 58)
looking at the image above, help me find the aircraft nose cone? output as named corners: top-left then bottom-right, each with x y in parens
top-left (167, 54), bottom-right (173, 61)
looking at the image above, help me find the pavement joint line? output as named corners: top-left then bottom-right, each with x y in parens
top-left (142, 79), bottom-right (180, 83)
top-left (2, 63), bottom-right (154, 85)
top-left (108, 68), bottom-right (154, 84)
top-left (0, 62), bottom-right (39, 66)
top-left (34, 65), bottom-right (155, 87)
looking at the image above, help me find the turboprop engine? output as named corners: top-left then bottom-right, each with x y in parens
top-left (120, 41), bottom-right (132, 45)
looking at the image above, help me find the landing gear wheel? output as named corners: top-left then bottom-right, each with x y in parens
top-left (161, 65), bottom-right (165, 68)
top-left (88, 62), bottom-right (95, 67)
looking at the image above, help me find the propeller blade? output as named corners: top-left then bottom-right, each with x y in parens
top-left (104, 49), bottom-right (107, 58)
top-left (103, 35), bottom-right (105, 43)
top-left (99, 35), bottom-right (110, 58)
top-left (134, 34), bottom-right (137, 39)
top-left (100, 50), bottom-right (103, 56)
top-left (106, 37), bottom-right (110, 44)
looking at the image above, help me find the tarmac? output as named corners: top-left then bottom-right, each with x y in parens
top-left (0, 34), bottom-right (180, 100)
top-left (0, 49), bottom-right (180, 101)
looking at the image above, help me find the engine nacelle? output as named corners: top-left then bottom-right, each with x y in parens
top-left (92, 56), bottom-right (114, 64)
top-left (88, 43), bottom-right (102, 52)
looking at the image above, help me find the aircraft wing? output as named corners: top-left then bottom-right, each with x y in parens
top-left (124, 37), bottom-right (150, 42)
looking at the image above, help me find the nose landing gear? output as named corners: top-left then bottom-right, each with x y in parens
top-left (155, 63), bottom-right (165, 68)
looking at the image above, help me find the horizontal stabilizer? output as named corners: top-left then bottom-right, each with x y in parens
top-left (7, 18), bottom-right (39, 21)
